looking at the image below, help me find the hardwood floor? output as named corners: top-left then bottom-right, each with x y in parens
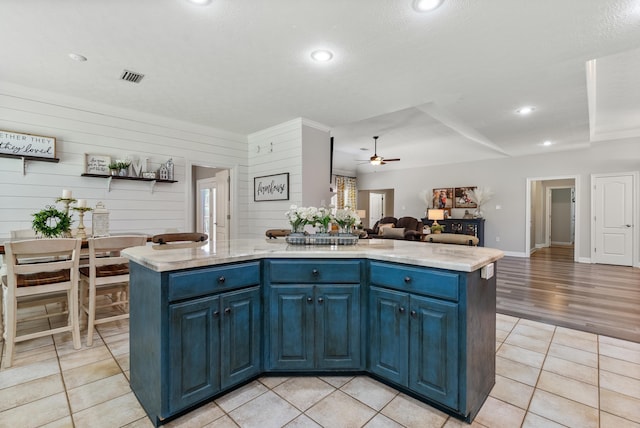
top-left (496, 245), bottom-right (640, 343)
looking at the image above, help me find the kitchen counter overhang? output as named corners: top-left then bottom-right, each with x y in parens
top-left (122, 238), bottom-right (503, 273)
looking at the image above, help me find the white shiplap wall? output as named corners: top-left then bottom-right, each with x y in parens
top-left (246, 119), bottom-right (303, 238)
top-left (0, 83), bottom-right (248, 240)
top-left (245, 118), bottom-right (332, 238)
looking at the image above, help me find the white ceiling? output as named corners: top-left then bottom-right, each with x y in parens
top-left (2, 0), bottom-right (640, 173)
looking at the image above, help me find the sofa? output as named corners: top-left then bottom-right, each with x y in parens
top-left (365, 216), bottom-right (423, 241)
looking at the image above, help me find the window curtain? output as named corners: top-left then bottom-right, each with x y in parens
top-left (335, 175), bottom-right (357, 209)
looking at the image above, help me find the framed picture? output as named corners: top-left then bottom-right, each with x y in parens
top-left (454, 187), bottom-right (477, 208)
top-left (84, 154), bottom-right (111, 175)
top-left (0, 129), bottom-right (56, 159)
top-left (432, 188), bottom-right (453, 209)
top-left (254, 172), bottom-right (289, 202)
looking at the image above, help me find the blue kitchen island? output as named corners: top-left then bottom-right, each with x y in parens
top-left (123, 239), bottom-right (503, 426)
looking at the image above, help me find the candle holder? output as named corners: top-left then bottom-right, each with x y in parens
top-left (71, 207), bottom-right (93, 239)
top-left (56, 197), bottom-right (77, 215)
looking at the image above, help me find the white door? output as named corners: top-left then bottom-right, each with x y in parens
top-left (197, 178), bottom-right (217, 241)
top-left (369, 193), bottom-right (384, 225)
top-left (593, 174), bottom-right (634, 266)
top-left (215, 169), bottom-right (230, 242)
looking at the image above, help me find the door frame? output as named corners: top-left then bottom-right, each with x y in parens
top-left (525, 175), bottom-right (581, 262)
top-left (546, 186), bottom-right (575, 247)
top-left (590, 171), bottom-right (639, 267)
top-left (185, 160), bottom-right (238, 240)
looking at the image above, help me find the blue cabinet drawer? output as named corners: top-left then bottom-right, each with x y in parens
top-left (168, 262), bottom-right (260, 301)
top-left (267, 260), bottom-right (361, 284)
top-left (369, 261), bottom-right (459, 301)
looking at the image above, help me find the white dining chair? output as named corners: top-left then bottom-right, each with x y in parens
top-left (79, 235), bottom-right (147, 346)
top-left (1, 238), bottom-right (82, 368)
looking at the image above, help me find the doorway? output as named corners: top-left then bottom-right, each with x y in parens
top-left (191, 165), bottom-right (231, 244)
top-left (526, 176), bottom-right (580, 262)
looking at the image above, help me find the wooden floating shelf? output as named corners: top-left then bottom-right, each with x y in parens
top-left (81, 173), bottom-right (177, 193)
top-left (1, 153), bottom-right (60, 175)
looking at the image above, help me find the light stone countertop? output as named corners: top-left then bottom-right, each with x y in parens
top-left (122, 238), bottom-right (504, 273)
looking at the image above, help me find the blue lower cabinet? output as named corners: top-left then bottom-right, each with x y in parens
top-left (168, 286), bottom-right (261, 413)
top-left (369, 287), bottom-right (459, 410)
top-left (169, 295), bottom-right (220, 412)
top-left (268, 284), bottom-right (361, 370)
top-left (369, 287), bottom-right (409, 385)
top-left (409, 294), bottom-right (459, 409)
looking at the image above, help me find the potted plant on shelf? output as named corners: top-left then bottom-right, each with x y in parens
top-left (116, 161), bottom-right (131, 176)
top-left (430, 223), bottom-right (445, 234)
top-left (108, 162), bottom-right (120, 176)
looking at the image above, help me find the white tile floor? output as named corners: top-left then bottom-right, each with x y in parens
top-left (1, 307), bottom-right (640, 427)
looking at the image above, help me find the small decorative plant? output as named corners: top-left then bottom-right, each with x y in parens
top-left (430, 223), bottom-right (445, 233)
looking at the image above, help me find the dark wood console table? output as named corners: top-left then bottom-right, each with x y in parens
top-left (422, 218), bottom-right (485, 247)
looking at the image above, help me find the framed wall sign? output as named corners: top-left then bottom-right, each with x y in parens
top-left (254, 172), bottom-right (289, 201)
top-left (0, 129), bottom-right (56, 159)
top-left (85, 154), bottom-right (111, 175)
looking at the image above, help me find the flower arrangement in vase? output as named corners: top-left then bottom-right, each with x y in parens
top-left (334, 207), bottom-right (361, 234)
top-left (468, 187), bottom-right (494, 218)
top-left (313, 206), bottom-right (333, 234)
top-left (285, 205), bottom-right (316, 234)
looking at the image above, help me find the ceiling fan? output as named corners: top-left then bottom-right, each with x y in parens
top-left (360, 136), bottom-right (401, 165)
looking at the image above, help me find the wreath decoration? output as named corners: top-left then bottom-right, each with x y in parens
top-left (32, 205), bottom-right (73, 238)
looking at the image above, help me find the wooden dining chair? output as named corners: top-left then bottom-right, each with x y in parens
top-left (1, 238), bottom-right (82, 368)
top-left (79, 235), bottom-right (147, 346)
top-left (151, 232), bottom-right (208, 249)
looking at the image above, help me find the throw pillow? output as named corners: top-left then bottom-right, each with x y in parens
top-left (378, 223), bottom-right (395, 234)
top-left (383, 227), bottom-right (406, 239)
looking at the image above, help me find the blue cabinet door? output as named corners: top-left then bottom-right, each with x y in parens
top-left (169, 295), bottom-right (220, 412)
top-left (409, 295), bottom-right (459, 409)
top-left (268, 285), bottom-right (314, 370)
top-left (316, 285), bottom-right (361, 369)
top-left (368, 286), bottom-right (409, 385)
top-left (221, 287), bottom-right (261, 389)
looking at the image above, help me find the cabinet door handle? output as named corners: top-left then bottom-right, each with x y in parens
top-left (399, 307), bottom-right (405, 313)
top-left (217, 276), bottom-right (225, 284)
top-left (224, 307), bottom-right (231, 314)
top-left (307, 297), bottom-right (313, 303)
top-left (410, 310), bottom-right (417, 318)
top-left (317, 297), bottom-right (324, 304)
top-left (404, 276), bottom-right (411, 283)
top-left (312, 269), bottom-right (320, 277)
top-left (213, 310), bottom-right (220, 317)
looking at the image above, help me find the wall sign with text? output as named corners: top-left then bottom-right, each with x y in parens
top-left (0, 130), bottom-right (56, 159)
top-left (254, 172), bottom-right (289, 201)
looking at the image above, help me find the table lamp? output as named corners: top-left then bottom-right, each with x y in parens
top-left (428, 209), bottom-right (445, 227)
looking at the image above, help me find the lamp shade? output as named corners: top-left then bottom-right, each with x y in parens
top-left (428, 209), bottom-right (445, 221)
top-left (356, 210), bottom-right (366, 219)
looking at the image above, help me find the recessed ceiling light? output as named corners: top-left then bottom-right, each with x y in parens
top-left (542, 140), bottom-right (553, 146)
top-left (187, 0), bottom-right (212, 5)
top-left (413, 0), bottom-right (444, 12)
top-left (68, 53), bottom-right (87, 62)
top-left (516, 106), bottom-right (535, 115)
top-left (310, 50), bottom-right (334, 62)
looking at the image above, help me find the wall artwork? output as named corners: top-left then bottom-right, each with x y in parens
top-left (454, 187), bottom-right (478, 208)
top-left (0, 129), bottom-right (56, 159)
top-left (254, 172), bottom-right (289, 201)
top-left (432, 188), bottom-right (453, 209)
top-left (84, 154), bottom-right (111, 175)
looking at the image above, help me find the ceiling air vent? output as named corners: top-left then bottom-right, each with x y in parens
top-left (120, 69), bottom-right (145, 83)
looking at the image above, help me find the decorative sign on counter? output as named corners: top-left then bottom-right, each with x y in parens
top-left (254, 172), bottom-right (289, 201)
top-left (85, 154), bottom-right (111, 175)
top-left (0, 129), bottom-right (56, 159)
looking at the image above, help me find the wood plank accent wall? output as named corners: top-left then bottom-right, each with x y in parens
top-left (246, 119), bottom-right (303, 238)
top-left (0, 85), bottom-right (248, 240)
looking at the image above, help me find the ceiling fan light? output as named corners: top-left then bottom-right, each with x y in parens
top-left (370, 159), bottom-right (382, 166)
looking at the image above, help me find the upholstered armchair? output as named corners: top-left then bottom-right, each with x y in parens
top-left (364, 216), bottom-right (397, 238)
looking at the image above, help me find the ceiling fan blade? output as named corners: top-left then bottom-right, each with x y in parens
top-left (383, 158), bottom-right (401, 162)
